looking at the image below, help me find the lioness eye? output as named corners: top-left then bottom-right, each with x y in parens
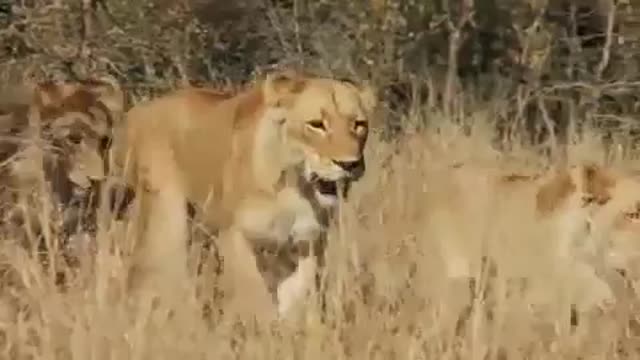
top-left (354, 120), bottom-right (367, 129)
top-left (68, 133), bottom-right (83, 144)
top-left (626, 211), bottom-right (640, 221)
top-left (582, 195), bottom-right (596, 206)
top-left (307, 120), bottom-right (326, 131)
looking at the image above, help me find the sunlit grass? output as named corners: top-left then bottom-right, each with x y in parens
top-left (0, 107), bottom-right (639, 360)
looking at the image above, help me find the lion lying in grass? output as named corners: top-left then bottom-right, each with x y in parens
top-left (111, 69), bottom-right (377, 320)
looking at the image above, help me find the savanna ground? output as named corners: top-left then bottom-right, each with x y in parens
top-left (2, 0), bottom-right (640, 359)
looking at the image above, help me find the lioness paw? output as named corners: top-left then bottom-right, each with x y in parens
top-left (277, 257), bottom-right (317, 317)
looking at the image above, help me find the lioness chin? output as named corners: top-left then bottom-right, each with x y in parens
top-left (112, 69), bottom-right (376, 320)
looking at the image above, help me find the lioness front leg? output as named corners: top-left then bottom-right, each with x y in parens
top-left (275, 189), bottom-right (324, 318)
top-left (216, 227), bottom-right (279, 322)
top-left (277, 255), bottom-right (318, 317)
top-left (232, 188), bottom-right (324, 319)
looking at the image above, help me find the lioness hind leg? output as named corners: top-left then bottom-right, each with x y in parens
top-left (127, 141), bottom-right (192, 310)
top-left (216, 227), bottom-right (279, 323)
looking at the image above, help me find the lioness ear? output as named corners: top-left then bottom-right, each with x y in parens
top-left (84, 76), bottom-right (126, 119)
top-left (583, 163), bottom-right (615, 204)
top-left (263, 69), bottom-right (306, 106)
top-left (535, 169), bottom-right (576, 214)
top-left (33, 81), bottom-right (67, 108)
top-left (358, 83), bottom-right (377, 114)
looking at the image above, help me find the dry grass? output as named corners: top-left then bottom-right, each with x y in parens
top-left (1, 108), bottom-right (640, 360)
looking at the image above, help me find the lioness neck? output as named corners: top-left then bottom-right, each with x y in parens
top-left (229, 85), bottom-right (301, 195)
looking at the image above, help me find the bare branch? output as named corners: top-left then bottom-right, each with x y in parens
top-left (79, 0), bottom-right (94, 59)
top-left (596, 0), bottom-right (617, 81)
top-left (443, 0), bottom-right (475, 120)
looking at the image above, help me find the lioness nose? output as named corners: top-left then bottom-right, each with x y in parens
top-left (332, 158), bottom-right (364, 175)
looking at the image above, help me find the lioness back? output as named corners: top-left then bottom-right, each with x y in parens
top-left (115, 85), bottom-right (269, 229)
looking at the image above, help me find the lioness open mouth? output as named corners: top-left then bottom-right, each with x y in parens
top-left (314, 179), bottom-right (338, 197)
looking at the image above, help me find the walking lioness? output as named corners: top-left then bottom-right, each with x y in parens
top-left (112, 69), bottom-right (376, 320)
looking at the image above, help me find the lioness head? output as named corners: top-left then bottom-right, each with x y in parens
top-left (580, 167), bottom-right (640, 272)
top-left (28, 76), bottom-right (124, 191)
top-left (261, 69), bottom-right (377, 207)
top-left (536, 163), bottom-right (640, 270)
top-left (1, 76), bottom-right (126, 232)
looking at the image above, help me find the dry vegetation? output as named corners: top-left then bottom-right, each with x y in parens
top-left (2, 0), bottom-right (640, 359)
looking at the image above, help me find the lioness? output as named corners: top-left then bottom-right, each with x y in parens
top-left (425, 162), bottom-right (640, 314)
top-left (0, 75), bottom-right (126, 279)
top-left (579, 166), bottom-right (640, 279)
top-left (112, 69), bottom-right (376, 320)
